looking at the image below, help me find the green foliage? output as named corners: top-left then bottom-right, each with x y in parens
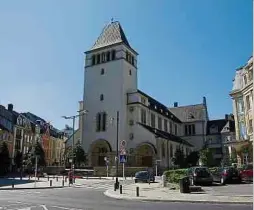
top-left (173, 147), bottom-right (186, 168)
top-left (14, 150), bottom-right (23, 169)
top-left (163, 169), bottom-right (187, 183)
top-left (185, 151), bottom-right (199, 167)
top-left (74, 142), bottom-right (86, 167)
top-left (199, 148), bottom-right (214, 167)
top-left (0, 142), bottom-right (10, 175)
top-left (24, 142), bottom-right (46, 169)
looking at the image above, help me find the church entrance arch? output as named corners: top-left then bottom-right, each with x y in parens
top-left (90, 139), bottom-right (112, 166)
top-left (135, 143), bottom-right (156, 167)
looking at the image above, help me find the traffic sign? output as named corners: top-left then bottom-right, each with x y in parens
top-left (119, 155), bottom-right (127, 163)
top-left (120, 148), bottom-right (126, 155)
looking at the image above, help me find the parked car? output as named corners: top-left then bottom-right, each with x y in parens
top-left (239, 164), bottom-right (253, 182)
top-left (212, 166), bottom-right (241, 185)
top-left (134, 171), bottom-right (155, 183)
top-left (187, 167), bottom-right (213, 186)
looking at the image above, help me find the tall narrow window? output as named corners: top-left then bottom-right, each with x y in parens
top-left (246, 95), bottom-right (250, 110)
top-left (174, 124), bottom-right (178, 135)
top-left (102, 53), bottom-right (106, 62)
top-left (106, 51), bottom-right (111, 61)
top-left (92, 55), bottom-right (96, 65)
top-left (102, 112), bottom-right (107, 131)
top-left (96, 54), bottom-right (101, 64)
top-left (192, 124), bottom-right (196, 135)
top-left (169, 122), bottom-right (173, 133)
top-left (161, 142), bottom-right (165, 157)
top-left (101, 68), bottom-right (105, 75)
top-left (129, 69), bottom-right (132, 75)
top-left (185, 125), bottom-right (188, 135)
top-left (111, 50), bottom-right (116, 60)
top-left (158, 117), bottom-right (162, 130)
top-left (126, 51), bottom-right (129, 60)
top-left (164, 119), bottom-right (168, 132)
top-left (100, 94), bottom-right (104, 101)
top-left (151, 113), bottom-right (155, 127)
top-left (96, 113), bottom-right (101, 132)
top-left (141, 109), bottom-right (146, 124)
top-left (131, 56), bottom-right (134, 65)
top-left (249, 119), bottom-right (253, 133)
top-left (170, 144), bottom-right (173, 158)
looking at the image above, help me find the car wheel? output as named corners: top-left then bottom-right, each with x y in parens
top-left (220, 177), bottom-right (225, 185)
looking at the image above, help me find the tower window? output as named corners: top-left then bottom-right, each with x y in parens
top-left (96, 113), bottom-right (101, 132)
top-left (129, 69), bottom-right (132, 75)
top-left (96, 54), bottom-right (101, 64)
top-left (92, 55), bottom-right (96, 65)
top-left (102, 53), bottom-right (106, 62)
top-left (131, 56), bottom-right (134, 65)
top-left (101, 112), bottom-right (107, 131)
top-left (111, 50), bottom-right (116, 60)
top-left (106, 51), bottom-right (110, 61)
top-left (101, 68), bottom-right (105, 75)
top-left (100, 94), bottom-right (104, 101)
top-left (126, 51), bottom-right (129, 60)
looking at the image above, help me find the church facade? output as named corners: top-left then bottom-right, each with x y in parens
top-left (81, 21), bottom-right (193, 169)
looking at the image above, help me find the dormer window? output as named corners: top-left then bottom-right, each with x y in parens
top-left (111, 50), bottom-right (116, 60)
top-left (102, 53), bottom-right (106, 62)
top-left (106, 51), bottom-right (110, 61)
top-left (97, 54), bottom-right (101, 64)
top-left (92, 55), bottom-right (96, 65)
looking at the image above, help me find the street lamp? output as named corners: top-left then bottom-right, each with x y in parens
top-left (62, 109), bottom-right (88, 175)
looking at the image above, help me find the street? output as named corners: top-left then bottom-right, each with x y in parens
top-left (0, 182), bottom-right (252, 210)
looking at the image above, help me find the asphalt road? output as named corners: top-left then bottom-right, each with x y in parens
top-left (0, 186), bottom-right (252, 210)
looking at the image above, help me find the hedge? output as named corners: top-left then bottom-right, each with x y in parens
top-left (163, 167), bottom-right (219, 183)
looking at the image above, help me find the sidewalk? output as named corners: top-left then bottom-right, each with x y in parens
top-left (104, 182), bottom-right (253, 204)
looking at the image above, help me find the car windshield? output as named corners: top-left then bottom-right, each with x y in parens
top-left (195, 167), bottom-right (210, 176)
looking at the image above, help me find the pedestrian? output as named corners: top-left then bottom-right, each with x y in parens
top-left (68, 170), bottom-right (73, 186)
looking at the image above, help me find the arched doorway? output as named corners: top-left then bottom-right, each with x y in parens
top-left (135, 143), bottom-right (156, 167)
top-left (90, 140), bottom-right (112, 166)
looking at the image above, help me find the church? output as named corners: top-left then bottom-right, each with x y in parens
top-left (81, 21), bottom-right (195, 172)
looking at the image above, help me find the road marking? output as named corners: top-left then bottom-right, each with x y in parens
top-left (40, 205), bottom-right (49, 210)
top-left (51, 206), bottom-right (83, 210)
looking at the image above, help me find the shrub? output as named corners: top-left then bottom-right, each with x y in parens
top-left (163, 169), bottom-right (188, 183)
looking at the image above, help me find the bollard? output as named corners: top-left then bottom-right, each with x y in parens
top-left (50, 180), bottom-right (52, 187)
top-left (120, 185), bottom-right (122, 194)
top-left (12, 182), bottom-right (14, 189)
top-left (136, 186), bottom-right (139, 197)
top-left (56, 177), bottom-right (58, 182)
top-left (48, 176), bottom-right (49, 181)
top-left (62, 180), bottom-right (64, 187)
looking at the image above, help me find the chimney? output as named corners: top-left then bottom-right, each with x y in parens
top-left (7, 104), bottom-right (13, 111)
top-left (174, 102), bottom-right (178, 107)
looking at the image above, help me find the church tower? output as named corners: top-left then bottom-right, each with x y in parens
top-left (82, 21), bottom-right (138, 166)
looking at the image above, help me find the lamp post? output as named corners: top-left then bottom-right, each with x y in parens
top-left (62, 109), bottom-right (88, 175)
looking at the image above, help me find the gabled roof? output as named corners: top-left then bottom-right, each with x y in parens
top-left (169, 104), bottom-right (207, 122)
top-left (90, 21), bottom-right (132, 51)
top-left (206, 119), bottom-right (235, 135)
top-left (138, 123), bottom-right (193, 147)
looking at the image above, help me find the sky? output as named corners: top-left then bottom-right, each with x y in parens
top-left (0, 0), bottom-right (252, 130)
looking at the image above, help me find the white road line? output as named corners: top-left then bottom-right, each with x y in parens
top-left (51, 206), bottom-right (83, 210)
top-left (40, 205), bottom-right (49, 210)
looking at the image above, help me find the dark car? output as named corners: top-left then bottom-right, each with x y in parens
top-left (134, 171), bottom-right (155, 183)
top-left (239, 164), bottom-right (253, 182)
top-left (187, 167), bottom-right (213, 186)
top-left (212, 167), bottom-right (241, 185)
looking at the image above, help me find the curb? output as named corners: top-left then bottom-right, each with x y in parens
top-left (0, 186), bottom-right (64, 190)
top-left (103, 190), bottom-right (253, 205)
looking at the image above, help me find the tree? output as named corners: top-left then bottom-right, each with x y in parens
top-left (185, 151), bottom-right (199, 167)
top-left (0, 142), bottom-right (10, 175)
top-left (74, 142), bottom-right (86, 167)
top-left (199, 148), bottom-right (214, 167)
top-left (14, 150), bottom-right (23, 169)
top-left (173, 147), bottom-right (186, 168)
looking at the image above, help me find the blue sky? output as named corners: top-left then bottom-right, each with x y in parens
top-left (0, 0), bottom-right (252, 129)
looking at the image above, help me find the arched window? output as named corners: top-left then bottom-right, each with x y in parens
top-left (96, 112), bottom-right (107, 132)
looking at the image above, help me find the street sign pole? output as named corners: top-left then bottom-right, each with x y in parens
top-left (123, 162), bottom-right (125, 180)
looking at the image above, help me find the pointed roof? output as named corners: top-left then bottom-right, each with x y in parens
top-left (88, 21), bottom-right (136, 53)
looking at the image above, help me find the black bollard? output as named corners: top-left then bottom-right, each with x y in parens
top-left (56, 177), bottom-right (58, 182)
top-left (120, 185), bottom-right (122, 194)
top-left (50, 180), bottom-right (52, 187)
top-left (62, 180), bottom-right (64, 187)
top-left (48, 176), bottom-right (49, 181)
top-left (136, 186), bottom-right (139, 197)
top-left (12, 182), bottom-right (14, 189)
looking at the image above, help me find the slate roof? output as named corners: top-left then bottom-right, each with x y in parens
top-left (89, 21), bottom-right (135, 52)
top-left (134, 90), bottom-right (182, 123)
top-left (169, 104), bottom-right (207, 122)
top-left (138, 123), bottom-right (193, 147)
top-left (206, 119), bottom-right (235, 135)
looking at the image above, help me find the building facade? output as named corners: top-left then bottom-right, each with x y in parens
top-left (82, 21), bottom-right (193, 169)
top-left (229, 56), bottom-right (253, 165)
